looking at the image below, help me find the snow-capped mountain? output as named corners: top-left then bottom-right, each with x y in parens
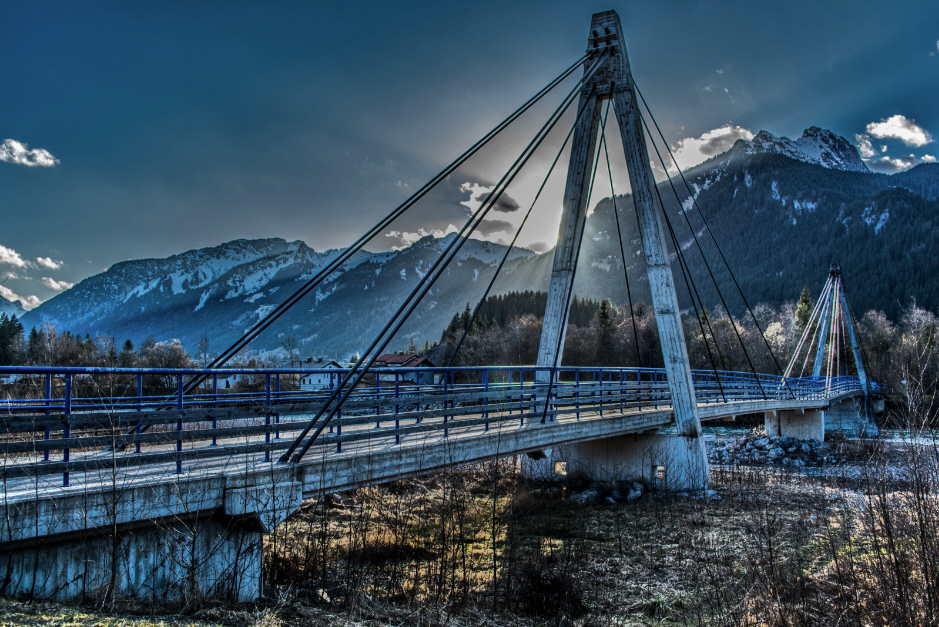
top-left (22, 236), bottom-right (537, 360)
top-left (0, 295), bottom-right (27, 318)
top-left (732, 127), bottom-right (869, 173)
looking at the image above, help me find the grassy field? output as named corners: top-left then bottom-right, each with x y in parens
top-left (4, 436), bottom-right (937, 626)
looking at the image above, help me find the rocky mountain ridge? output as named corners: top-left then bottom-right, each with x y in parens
top-left (732, 126), bottom-right (869, 173)
top-left (18, 126), bottom-right (939, 360)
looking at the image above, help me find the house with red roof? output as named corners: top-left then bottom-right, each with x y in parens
top-left (374, 352), bottom-right (438, 385)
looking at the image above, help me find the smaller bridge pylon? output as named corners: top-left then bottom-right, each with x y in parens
top-left (770, 263), bottom-right (882, 440)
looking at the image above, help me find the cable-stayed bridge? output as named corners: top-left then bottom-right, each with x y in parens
top-left (0, 10), bottom-right (883, 603)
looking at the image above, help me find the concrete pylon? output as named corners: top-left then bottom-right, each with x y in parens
top-left (533, 10), bottom-right (708, 490)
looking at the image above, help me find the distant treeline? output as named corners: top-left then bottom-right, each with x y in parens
top-left (443, 291), bottom-right (604, 337)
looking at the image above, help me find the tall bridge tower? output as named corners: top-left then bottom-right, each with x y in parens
top-left (533, 10), bottom-right (708, 489)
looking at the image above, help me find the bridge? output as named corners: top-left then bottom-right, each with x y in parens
top-left (0, 10), bottom-right (882, 604)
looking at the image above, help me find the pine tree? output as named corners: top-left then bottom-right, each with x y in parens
top-left (460, 304), bottom-right (472, 330)
top-left (596, 299), bottom-right (616, 365)
top-left (796, 286), bottom-right (813, 330)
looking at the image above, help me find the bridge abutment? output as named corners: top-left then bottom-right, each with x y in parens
top-left (0, 471), bottom-right (301, 602)
top-left (522, 432), bottom-right (709, 491)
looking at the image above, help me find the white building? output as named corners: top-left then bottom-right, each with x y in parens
top-left (300, 360), bottom-right (345, 390)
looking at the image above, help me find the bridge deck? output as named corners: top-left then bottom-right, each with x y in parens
top-left (0, 395), bottom-right (825, 504)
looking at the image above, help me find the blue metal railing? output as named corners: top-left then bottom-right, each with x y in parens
top-left (0, 364), bottom-right (878, 485)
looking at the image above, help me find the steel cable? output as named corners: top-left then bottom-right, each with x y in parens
top-left (284, 51), bottom-right (612, 462)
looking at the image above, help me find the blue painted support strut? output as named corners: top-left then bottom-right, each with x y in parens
top-left (63, 373), bottom-right (71, 487)
top-left (265, 374), bottom-right (272, 462)
top-left (43, 374), bottom-right (51, 462)
top-left (176, 374), bottom-right (183, 474)
top-left (275, 374), bottom-right (281, 439)
top-left (135, 374), bottom-right (143, 453)
top-left (394, 373), bottom-right (400, 444)
top-left (211, 374), bottom-right (218, 446)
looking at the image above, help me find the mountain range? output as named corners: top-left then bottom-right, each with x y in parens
top-left (0, 296), bottom-right (26, 318)
top-left (17, 127), bottom-right (939, 360)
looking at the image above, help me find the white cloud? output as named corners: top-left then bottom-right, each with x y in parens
top-left (865, 115), bottom-right (933, 147)
top-left (0, 244), bottom-right (29, 268)
top-left (922, 154), bottom-right (937, 163)
top-left (0, 138), bottom-right (59, 167)
top-left (384, 224), bottom-right (459, 250)
top-left (669, 124), bottom-right (755, 171)
top-left (870, 154), bottom-right (918, 173)
top-left (458, 182), bottom-right (520, 215)
top-left (854, 134), bottom-right (876, 159)
top-left (41, 277), bottom-right (74, 291)
top-left (526, 241), bottom-right (551, 253)
top-left (0, 285), bottom-right (41, 309)
top-left (35, 256), bottom-right (63, 270)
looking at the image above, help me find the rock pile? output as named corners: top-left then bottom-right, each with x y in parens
top-left (533, 481), bottom-right (646, 505)
top-left (708, 433), bottom-right (841, 467)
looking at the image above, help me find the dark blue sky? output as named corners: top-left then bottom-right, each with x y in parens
top-left (2, 0), bottom-right (937, 308)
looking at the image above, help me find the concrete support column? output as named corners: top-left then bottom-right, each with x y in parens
top-left (765, 409), bottom-right (825, 442)
top-left (521, 433), bottom-right (710, 492)
top-left (535, 84), bottom-right (601, 380)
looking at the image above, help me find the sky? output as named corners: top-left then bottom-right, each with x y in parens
top-left (1, 0), bottom-right (937, 310)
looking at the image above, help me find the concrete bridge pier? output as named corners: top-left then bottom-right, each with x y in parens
top-left (765, 397), bottom-right (881, 442)
top-left (0, 470), bottom-right (301, 602)
top-left (522, 432), bottom-right (709, 492)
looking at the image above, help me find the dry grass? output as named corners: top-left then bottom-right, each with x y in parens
top-left (4, 440), bottom-right (936, 627)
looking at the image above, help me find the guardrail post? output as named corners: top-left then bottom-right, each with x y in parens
top-left (375, 370), bottom-right (381, 427)
top-left (176, 374), bottom-right (183, 474)
top-left (394, 373), bottom-right (400, 444)
top-left (328, 373), bottom-right (335, 433)
top-left (442, 370), bottom-right (448, 427)
top-left (336, 422), bottom-right (341, 453)
top-left (211, 374), bottom-right (218, 446)
top-left (63, 373), bottom-right (71, 487)
top-left (135, 373), bottom-right (143, 453)
top-left (599, 369), bottom-right (604, 417)
top-left (483, 368), bottom-right (489, 430)
top-left (619, 369), bottom-right (625, 411)
top-left (275, 373), bottom-right (281, 439)
top-left (43, 374), bottom-right (51, 462)
top-left (575, 369), bottom-right (580, 420)
top-left (265, 374), bottom-right (272, 462)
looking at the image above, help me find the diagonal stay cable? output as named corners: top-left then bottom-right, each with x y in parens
top-left (288, 58), bottom-right (605, 461)
top-left (446, 115), bottom-right (581, 367)
top-left (634, 106), bottom-right (767, 398)
top-left (629, 115), bottom-right (752, 398)
top-left (283, 50), bottom-right (612, 463)
top-left (111, 55), bottom-right (588, 451)
top-left (786, 278), bottom-right (832, 379)
top-left (635, 85), bottom-right (793, 391)
top-left (839, 273), bottom-right (873, 397)
top-left (179, 54), bottom-right (588, 396)
top-left (607, 98), bottom-right (728, 396)
top-left (597, 101), bottom-right (643, 368)
top-left (640, 129), bottom-right (728, 400)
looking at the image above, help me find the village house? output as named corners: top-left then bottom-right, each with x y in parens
top-left (299, 358), bottom-right (345, 390)
top-left (373, 353), bottom-right (438, 385)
